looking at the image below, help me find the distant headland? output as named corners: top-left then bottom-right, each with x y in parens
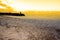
top-left (0, 12), bottom-right (25, 16)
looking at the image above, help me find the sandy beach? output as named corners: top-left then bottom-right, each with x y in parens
top-left (0, 16), bottom-right (60, 40)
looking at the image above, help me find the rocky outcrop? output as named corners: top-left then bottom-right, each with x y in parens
top-left (0, 12), bottom-right (25, 16)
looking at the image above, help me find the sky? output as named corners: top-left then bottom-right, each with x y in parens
top-left (0, 0), bottom-right (60, 11)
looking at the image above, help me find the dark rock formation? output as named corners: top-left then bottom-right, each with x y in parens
top-left (0, 12), bottom-right (25, 16)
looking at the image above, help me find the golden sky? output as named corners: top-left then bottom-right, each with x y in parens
top-left (0, 0), bottom-right (60, 11)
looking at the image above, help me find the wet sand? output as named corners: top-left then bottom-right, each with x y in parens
top-left (0, 16), bottom-right (60, 40)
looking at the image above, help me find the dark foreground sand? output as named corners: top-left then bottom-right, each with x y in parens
top-left (0, 16), bottom-right (60, 40)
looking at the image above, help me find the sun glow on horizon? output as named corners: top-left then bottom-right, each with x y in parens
top-left (0, 0), bottom-right (60, 11)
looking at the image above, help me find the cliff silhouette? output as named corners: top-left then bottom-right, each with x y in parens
top-left (0, 12), bottom-right (25, 16)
